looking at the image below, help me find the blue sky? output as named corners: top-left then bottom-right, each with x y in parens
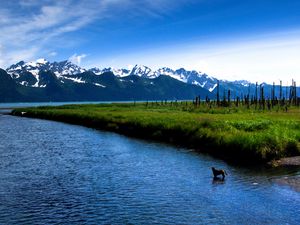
top-left (1, 0), bottom-right (300, 83)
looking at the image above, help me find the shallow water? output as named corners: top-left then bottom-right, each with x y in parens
top-left (0, 115), bottom-right (299, 224)
top-left (0, 101), bottom-right (110, 109)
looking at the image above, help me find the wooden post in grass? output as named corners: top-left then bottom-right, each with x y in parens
top-left (289, 80), bottom-right (294, 105)
top-left (294, 81), bottom-right (297, 106)
top-left (227, 90), bottom-right (231, 106)
top-left (255, 82), bottom-right (258, 107)
top-left (223, 89), bottom-right (226, 106)
top-left (286, 82), bottom-right (289, 102)
top-left (236, 96), bottom-right (239, 107)
top-left (259, 84), bottom-right (264, 110)
top-left (217, 80), bottom-right (220, 106)
top-left (279, 80), bottom-right (282, 104)
top-left (272, 82), bottom-right (275, 107)
top-left (248, 83), bottom-right (250, 107)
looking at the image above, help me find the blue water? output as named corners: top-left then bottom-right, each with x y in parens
top-left (0, 114), bottom-right (299, 224)
top-left (0, 100), bottom-right (160, 109)
top-left (0, 101), bottom-right (112, 109)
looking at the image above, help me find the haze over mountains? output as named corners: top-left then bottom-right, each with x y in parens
top-left (0, 59), bottom-right (298, 102)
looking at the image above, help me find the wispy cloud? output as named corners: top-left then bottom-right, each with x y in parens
top-left (48, 51), bottom-right (57, 57)
top-left (69, 53), bottom-right (87, 65)
top-left (0, 0), bottom-right (101, 67)
top-left (0, 0), bottom-right (194, 68)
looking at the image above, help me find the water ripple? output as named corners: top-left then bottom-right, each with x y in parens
top-left (0, 115), bottom-right (299, 224)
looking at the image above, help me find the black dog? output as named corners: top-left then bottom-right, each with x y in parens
top-left (212, 167), bottom-right (228, 180)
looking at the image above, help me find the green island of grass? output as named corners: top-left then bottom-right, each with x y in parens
top-left (12, 102), bottom-right (300, 165)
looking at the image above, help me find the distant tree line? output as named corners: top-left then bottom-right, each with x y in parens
top-left (193, 79), bottom-right (299, 110)
top-left (141, 79), bottom-right (299, 112)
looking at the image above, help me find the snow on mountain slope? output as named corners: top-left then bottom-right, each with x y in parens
top-left (5, 59), bottom-right (254, 93)
top-left (155, 67), bottom-right (218, 92)
top-left (49, 60), bottom-right (86, 77)
top-left (7, 59), bottom-right (50, 87)
top-left (6, 59), bottom-right (86, 87)
top-left (89, 67), bottom-right (130, 77)
top-left (94, 65), bottom-right (219, 92)
top-left (130, 65), bottom-right (158, 78)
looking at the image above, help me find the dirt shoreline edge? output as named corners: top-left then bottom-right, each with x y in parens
top-left (269, 156), bottom-right (300, 168)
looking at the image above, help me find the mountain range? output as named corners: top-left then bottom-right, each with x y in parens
top-left (6, 59), bottom-right (220, 90)
top-left (1, 58), bottom-right (298, 102)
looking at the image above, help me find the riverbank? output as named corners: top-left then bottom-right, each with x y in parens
top-left (12, 102), bottom-right (300, 165)
top-left (270, 156), bottom-right (300, 167)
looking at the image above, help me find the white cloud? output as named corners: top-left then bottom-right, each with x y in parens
top-left (1, 46), bottom-right (40, 68)
top-left (49, 51), bottom-right (57, 57)
top-left (19, 0), bottom-right (52, 7)
top-left (4, 0), bottom-right (295, 86)
top-left (0, 1), bottom-right (104, 67)
top-left (0, 0), bottom-right (196, 68)
top-left (69, 53), bottom-right (87, 65)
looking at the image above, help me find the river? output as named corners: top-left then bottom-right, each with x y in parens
top-left (0, 113), bottom-right (299, 224)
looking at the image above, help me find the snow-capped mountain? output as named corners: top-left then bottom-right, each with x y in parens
top-left (4, 58), bottom-right (296, 103)
top-left (231, 80), bottom-right (252, 87)
top-left (90, 65), bottom-right (219, 91)
top-left (156, 67), bottom-right (218, 92)
top-left (5, 59), bottom-right (255, 94)
top-left (89, 67), bottom-right (130, 77)
top-left (6, 59), bottom-right (221, 91)
top-left (7, 59), bottom-right (49, 87)
top-left (49, 60), bottom-right (86, 77)
top-left (90, 65), bottom-right (158, 78)
top-left (6, 59), bottom-right (86, 87)
top-left (6, 58), bottom-right (83, 77)
top-left (129, 65), bottom-right (158, 78)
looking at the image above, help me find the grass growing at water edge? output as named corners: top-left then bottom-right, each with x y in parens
top-left (12, 102), bottom-right (300, 164)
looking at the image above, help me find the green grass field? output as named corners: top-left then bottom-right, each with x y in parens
top-left (12, 102), bottom-right (300, 164)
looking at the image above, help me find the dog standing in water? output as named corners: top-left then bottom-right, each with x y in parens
top-left (212, 167), bottom-right (228, 180)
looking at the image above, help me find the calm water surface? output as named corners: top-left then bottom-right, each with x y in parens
top-left (0, 101), bottom-right (111, 109)
top-left (0, 114), bottom-right (299, 224)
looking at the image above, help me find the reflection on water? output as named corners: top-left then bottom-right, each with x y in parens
top-left (0, 114), bottom-right (299, 224)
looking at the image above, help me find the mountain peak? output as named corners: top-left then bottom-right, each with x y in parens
top-left (5, 59), bottom-right (255, 95)
top-left (6, 59), bottom-right (86, 87)
top-left (24, 58), bottom-right (50, 68)
top-left (130, 64), bottom-right (157, 78)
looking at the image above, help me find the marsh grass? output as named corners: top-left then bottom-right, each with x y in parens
top-left (13, 102), bottom-right (300, 164)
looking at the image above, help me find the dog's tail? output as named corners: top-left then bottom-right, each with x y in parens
top-left (224, 170), bottom-right (228, 175)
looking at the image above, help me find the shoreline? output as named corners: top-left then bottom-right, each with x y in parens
top-left (269, 156), bottom-right (300, 167)
top-left (11, 103), bottom-right (300, 166)
top-left (10, 111), bottom-right (262, 166)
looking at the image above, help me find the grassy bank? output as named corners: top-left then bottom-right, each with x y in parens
top-left (12, 102), bottom-right (300, 165)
